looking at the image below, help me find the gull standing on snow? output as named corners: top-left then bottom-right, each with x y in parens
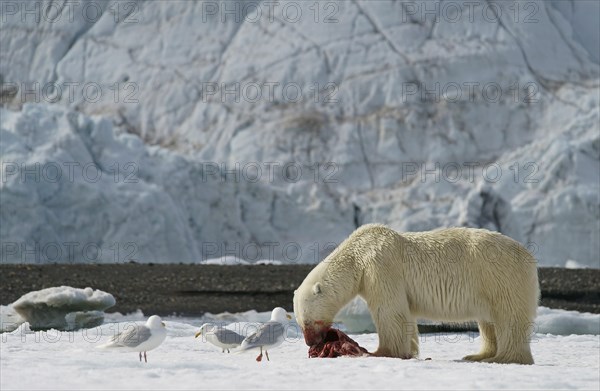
top-left (195, 323), bottom-right (245, 353)
top-left (98, 315), bottom-right (167, 362)
top-left (238, 307), bottom-right (292, 361)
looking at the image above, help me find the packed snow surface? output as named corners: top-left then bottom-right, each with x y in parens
top-left (1, 310), bottom-right (599, 390)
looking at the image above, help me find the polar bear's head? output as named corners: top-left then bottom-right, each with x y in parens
top-left (293, 259), bottom-right (360, 345)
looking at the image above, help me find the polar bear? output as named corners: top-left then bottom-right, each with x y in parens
top-left (293, 224), bottom-right (539, 364)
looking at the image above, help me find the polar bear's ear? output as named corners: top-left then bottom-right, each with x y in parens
top-left (312, 282), bottom-right (322, 295)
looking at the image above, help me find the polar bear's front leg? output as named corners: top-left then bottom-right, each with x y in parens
top-left (463, 321), bottom-right (497, 362)
top-left (369, 298), bottom-right (419, 359)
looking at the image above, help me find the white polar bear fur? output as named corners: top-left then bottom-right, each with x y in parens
top-left (294, 224), bottom-right (539, 364)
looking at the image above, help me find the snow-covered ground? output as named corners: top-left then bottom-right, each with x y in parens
top-left (2, 309), bottom-right (599, 390)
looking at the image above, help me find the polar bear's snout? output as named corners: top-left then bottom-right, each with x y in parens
top-left (301, 320), bottom-right (330, 345)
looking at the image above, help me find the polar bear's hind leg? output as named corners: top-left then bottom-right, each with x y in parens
top-left (481, 317), bottom-right (534, 365)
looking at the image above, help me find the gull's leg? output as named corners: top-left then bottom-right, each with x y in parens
top-left (222, 349), bottom-right (225, 353)
top-left (227, 349), bottom-right (230, 353)
top-left (144, 352), bottom-right (147, 363)
top-left (139, 352), bottom-right (142, 362)
top-left (265, 350), bottom-right (270, 361)
top-left (256, 346), bottom-right (263, 362)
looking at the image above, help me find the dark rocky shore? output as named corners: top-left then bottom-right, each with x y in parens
top-left (1, 264), bottom-right (598, 316)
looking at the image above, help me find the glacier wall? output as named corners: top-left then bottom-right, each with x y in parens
top-left (1, 0), bottom-right (598, 266)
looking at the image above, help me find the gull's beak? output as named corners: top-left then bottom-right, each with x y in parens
top-left (195, 331), bottom-right (202, 338)
top-left (161, 322), bottom-right (166, 328)
top-left (286, 314), bottom-right (292, 320)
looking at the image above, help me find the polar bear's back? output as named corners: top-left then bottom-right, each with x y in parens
top-left (350, 223), bottom-right (536, 266)
top-left (403, 226), bottom-right (535, 268)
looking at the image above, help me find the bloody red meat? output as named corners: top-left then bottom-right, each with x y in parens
top-left (307, 328), bottom-right (370, 358)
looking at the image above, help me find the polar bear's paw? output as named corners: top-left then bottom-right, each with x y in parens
top-left (462, 353), bottom-right (492, 362)
top-left (481, 353), bottom-right (534, 365)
